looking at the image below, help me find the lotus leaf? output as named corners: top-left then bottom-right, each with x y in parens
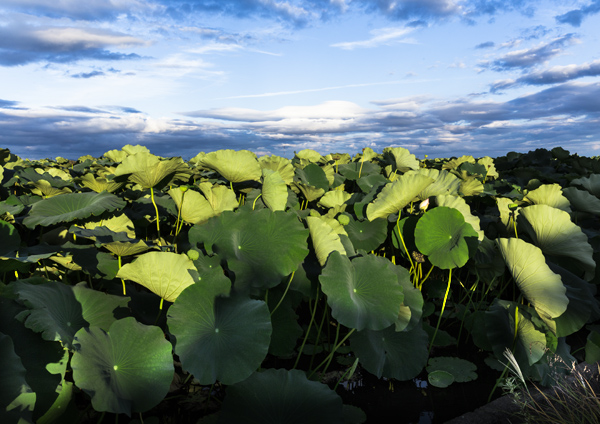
top-left (168, 187), bottom-right (216, 225)
top-left (267, 290), bottom-right (303, 357)
top-left (294, 149), bottom-right (323, 166)
top-left (427, 357), bottom-right (477, 384)
top-left (296, 163), bottom-right (329, 191)
top-left (318, 190), bottom-right (352, 209)
top-left (518, 204), bottom-right (595, 280)
top-left (523, 184), bottom-right (571, 212)
top-left (477, 156), bottom-right (499, 179)
top-left (167, 273), bottom-right (272, 385)
top-left (428, 370), bottom-right (454, 388)
top-left (435, 195), bottom-right (483, 241)
top-left (355, 147), bottom-right (378, 162)
top-left (585, 327), bottom-right (600, 363)
top-left (259, 155), bottom-right (295, 184)
top-left (0, 332), bottom-right (33, 423)
top-left (114, 152), bottom-right (191, 189)
top-left (29, 179), bottom-right (72, 197)
top-left (83, 213), bottom-right (136, 238)
top-left (23, 191), bottom-right (126, 229)
top-left (319, 252), bottom-right (404, 331)
top-left (338, 161), bottom-right (381, 181)
top-left (571, 174), bottom-right (600, 197)
top-left (442, 155), bottom-right (475, 170)
top-left (382, 147), bottom-right (420, 172)
top-left (104, 240), bottom-right (150, 257)
top-left (198, 182), bottom-right (239, 214)
top-left (292, 181), bottom-right (325, 202)
top-left (344, 215), bottom-right (388, 252)
top-left (366, 173), bottom-right (434, 221)
top-left (406, 169), bottom-right (461, 200)
top-left (306, 216), bottom-right (346, 266)
top-left (199, 149), bottom-right (261, 182)
top-left (78, 173), bottom-right (124, 193)
top-left (0, 220), bottom-right (20, 256)
top-left (116, 252), bottom-right (196, 303)
top-left (71, 317), bottom-right (173, 415)
top-left (261, 169), bottom-right (288, 211)
top-left (496, 238), bottom-right (568, 322)
top-left (189, 209), bottom-right (309, 291)
top-left (391, 265), bottom-right (423, 331)
top-left (497, 197), bottom-right (520, 228)
top-left (562, 187), bottom-right (600, 215)
top-left (350, 324), bottom-right (429, 381)
top-left (415, 207), bottom-right (479, 269)
top-left (219, 369), bottom-right (343, 424)
top-left (459, 177), bottom-right (484, 196)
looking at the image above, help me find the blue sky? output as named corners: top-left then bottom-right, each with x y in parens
top-left (1, 0), bottom-right (600, 160)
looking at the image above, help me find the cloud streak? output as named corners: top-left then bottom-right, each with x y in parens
top-left (331, 27), bottom-right (415, 50)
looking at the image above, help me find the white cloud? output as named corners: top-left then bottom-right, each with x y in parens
top-left (330, 27), bottom-right (415, 50)
top-left (33, 27), bottom-right (148, 49)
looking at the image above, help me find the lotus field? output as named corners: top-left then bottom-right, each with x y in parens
top-left (1, 145), bottom-right (600, 423)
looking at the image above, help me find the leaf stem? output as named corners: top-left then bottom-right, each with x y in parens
top-left (308, 327), bottom-right (356, 379)
top-left (150, 187), bottom-right (161, 239)
top-left (293, 287), bottom-right (320, 370)
top-left (270, 271), bottom-right (295, 316)
top-left (428, 268), bottom-right (452, 356)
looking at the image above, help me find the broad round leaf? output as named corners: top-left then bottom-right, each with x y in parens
top-left (426, 357), bottom-right (477, 383)
top-left (427, 370), bottom-right (454, 388)
top-left (114, 152), bottom-right (190, 189)
top-left (168, 187), bottom-right (215, 225)
top-left (344, 216), bottom-right (388, 251)
top-left (406, 169), bottom-right (461, 200)
top-left (306, 216), bottom-right (347, 266)
top-left (563, 187), bottom-right (600, 215)
top-left (320, 252), bottom-right (404, 331)
top-left (383, 147), bottom-right (420, 172)
top-left (0, 332), bottom-right (33, 423)
top-left (219, 369), bottom-right (343, 424)
top-left (116, 252), bottom-right (196, 303)
top-left (71, 317), bottom-right (174, 415)
top-left (0, 220), bottom-right (20, 256)
top-left (524, 184), bottom-right (571, 213)
top-left (366, 173), bottom-right (434, 221)
top-left (435, 195), bottom-right (483, 241)
top-left (571, 174), bottom-right (600, 197)
top-left (261, 168), bottom-right (288, 211)
top-left (199, 149), bottom-right (261, 182)
top-left (23, 191), bottom-right (126, 229)
top-left (415, 206), bottom-right (479, 269)
top-left (259, 155), bottom-right (295, 184)
top-left (167, 273), bottom-right (272, 385)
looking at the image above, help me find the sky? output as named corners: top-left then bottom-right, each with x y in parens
top-left (1, 0), bottom-right (600, 161)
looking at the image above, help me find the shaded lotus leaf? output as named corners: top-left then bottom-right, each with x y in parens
top-left (383, 147), bottom-right (420, 172)
top-left (318, 190), bottom-right (352, 209)
top-left (350, 324), bottom-right (429, 381)
top-left (585, 327), bottom-right (600, 363)
top-left (471, 236), bottom-right (506, 284)
top-left (116, 252), bottom-right (196, 303)
top-left (435, 195), bottom-right (483, 241)
top-left (267, 290), bottom-right (303, 357)
top-left (415, 207), bottom-right (479, 270)
top-left (78, 173), bottom-right (124, 193)
top-left (0, 220), bottom-right (20, 256)
top-left (427, 357), bottom-right (477, 383)
top-left (114, 152), bottom-right (191, 189)
top-left (0, 332), bottom-right (34, 423)
top-left (391, 265), bottom-right (423, 332)
top-left (344, 215), bottom-right (388, 251)
top-left (306, 216), bottom-right (346, 266)
top-left (23, 191), bottom-right (126, 229)
top-left (296, 163), bottom-right (329, 191)
top-left (71, 317), bottom-right (173, 415)
top-left (320, 252), bottom-right (404, 331)
top-left (198, 182), bottom-right (239, 214)
top-left (477, 156), bottom-right (499, 179)
top-left (219, 369), bottom-right (344, 424)
top-left (519, 204), bottom-right (595, 280)
top-left (259, 155), bottom-right (295, 184)
top-left (357, 173), bottom-right (388, 193)
top-left (37, 378), bottom-right (73, 424)
top-left (261, 169), bottom-right (288, 211)
top-left (366, 173), bottom-right (434, 221)
top-left (167, 273), bottom-right (272, 385)
top-left (571, 174), bottom-right (600, 197)
top-left (168, 187), bottom-right (216, 225)
top-left (199, 149), bottom-right (261, 182)
top-left (189, 208), bottom-right (309, 291)
top-left (14, 281), bottom-right (129, 349)
top-left (68, 225), bottom-right (135, 246)
top-left (562, 187), bottom-right (600, 215)
top-left (459, 162), bottom-right (487, 178)
top-left (406, 169), bottom-right (461, 200)
top-left (524, 184), bottom-right (571, 213)
top-left (338, 161), bottom-right (381, 181)
top-left (496, 238), bottom-right (568, 322)
top-left (103, 240), bottom-right (150, 257)
top-left (428, 370), bottom-right (455, 388)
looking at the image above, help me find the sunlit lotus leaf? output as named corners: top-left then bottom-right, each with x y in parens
top-left (116, 252), bottom-right (196, 303)
top-left (524, 184), bottom-right (571, 213)
top-left (199, 149), bottom-right (261, 182)
top-left (292, 182), bottom-right (325, 202)
top-left (83, 213), bottom-right (136, 238)
top-left (294, 149), bottom-right (323, 166)
top-left (563, 187), bottom-right (600, 215)
top-left (168, 187), bottom-right (216, 225)
top-left (317, 213), bottom-right (348, 236)
top-left (306, 216), bottom-right (346, 266)
top-left (353, 147), bottom-right (378, 162)
top-left (320, 252), bottom-right (404, 331)
top-left (427, 357), bottom-right (477, 384)
top-left (29, 179), bottom-right (72, 197)
top-left (0, 332), bottom-right (34, 423)
top-left (71, 317), bottom-right (173, 415)
top-left (0, 220), bottom-right (20, 256)
top-left (259, 155), bottom-right (295, 184)
top-left (14, 281), bottom-right (129, 349)
top-left (104, 144), bottom-right (149, 162)
top-left (459, 177), bottom-right (484, 196)
top-left (114, 152), bottom-right (191, 189)
top-left (415, 207), bottom-right (479, 270)
top-left (167, 273), bottom-right (272, 385)
top-left (571, 174), bottom-right (600, 197)
top-left (78, 173), bottom-right (124, 193)
top-left (261, 169), bottom-right (288, 211)
top-left (496, 238), bottom-right (568, 322)
top-left (435, 195), bottom-right (483, 241)
top-left (343, 215), bottom-right (388, 251)
top-left (350, 324), bottom-right (429, 380)
top-left (318, 190), bottom-right (352, 209)
top-left (198, 182), bottom-right (239, 214)
top-left (497, 197), bottom-right (520, 228)
top-left (519, 204), bottom-right (595, 280)
top-left (366, 173), bottom-right (434, 221)
top-left (23, 191), bottom-right (126, 229)
top-left (321, 163), bottom-right (336, 186)
top-left (442, 155), bottom-right (475, 171)
top-left (406, 169), bottom-right (461, 200)
top-left (103, 240), bottom-right (150, 257)
top-left (189, 209), bottom-right (309, 291)
top-left (219, 369), bottom-right (343, 424)
top-left (477, 156), bottom-right (499, 179)
top-left (383, 147), bottom-right (420, 172)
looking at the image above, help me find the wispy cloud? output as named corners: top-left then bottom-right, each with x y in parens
top-left (331, 27), bottom-right (415, 50)
top-left (555, 0), bottom-right (600, 27)
top-left (0, 0), bottom-right (141, 21)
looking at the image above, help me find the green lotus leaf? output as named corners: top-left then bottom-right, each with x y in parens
top-left (406, 169), bottom-right (461, 200)
top-left (78, 173), bottom-right (124, 193)
top-left (571, 174), bottom-right (600, 197)
top-left (14, 281), bottom-right (129, 349)
top-left (383, 147), bottom-right (420, 172)
top-left (199, 149), bottom-right (261, 182)
top-left (167, 273), bottom-right (272, 385)
top-left (562, 187), bottom-right (600, 215)
top-left (366, 173), bottom-right (434, 221)
top-left (459, 177), bottom-right (484, 197)
top-left (427, 357), bottom-right (477, 383)
top-left (189, 209), bottom-right (309, 291)
top-left (168, 187), bottom-right (216, 225)
top-left (343, 215), bottom-right (388, 251)
top-left (497, 197), bottom-right (520, 228)
top-left (306, 216), bottom-right (346, 266)
top-left (350, 324), bottom-right (429, 381)
top-left (114, 152), bottom-right (191, 189)
top-left (23, 191), bottom-right (126, 229)
top-left (477, 156), bottom-right (499, 179)
top-left (104, 144), bottom-right (149, 162)
top-left (29, 179), bottom-right (72, 197)
top-left (518, 204), bottom-right (595, 280)
top-left (259, 155), bottom-right (295, 184)
top-left (320, 252), bottom-right (404, 331)
top-left (435, 195), bottom-right (483, 241)
top-left (391, 264), bottom-right (423, 332)
top-left (427, 370), bottom-right (455, 388)
top-left (83, 213), bottom-right (136, 238)
top-left (69, 224), bottom-right (132, 244)
top-left (292, 182), bottom-right (325, 202)
top-left (496, 238), bottom-right (568, 322)
top-left (524, 184), bottom-right (571, 213)
top-left (338, 161), bottom-right (381, 181)
top-left (37, 378), bottom-right (73, 424)
top-left (585, 327), bottom-right (600, 363)
top-left (219, 369), bottom-right (344, 424)
top-left (103, 240), bottom-right (150, 257)
top-left (296, 163), bottom-right (330, 191)
top-left (294, 149), bottom-right (323, 166)
top-left (116, 252), bottom-right (196, 303)
top-left (0, 220), bottom-right (20, 256)
top-left (71, 317), bottom-right (174, 415)
top-left (0, 332), bottom-right (34, 423)
top-left (471, 236), bottom-right (506, 284)
top-left (318, 190), bottom-right (352, 209)
top-left (414, 206), bottom-right (479, 270)
top-left (442, 155), bottom-right (475, 170)
top-left (198, 182), bottom-right (239, 214)
top-left (261, 169), bottom-right (288, 211)
top-left (267, 290), bottom-right (303, 357)
top-left (354, 147), bottom-right (378, 162)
